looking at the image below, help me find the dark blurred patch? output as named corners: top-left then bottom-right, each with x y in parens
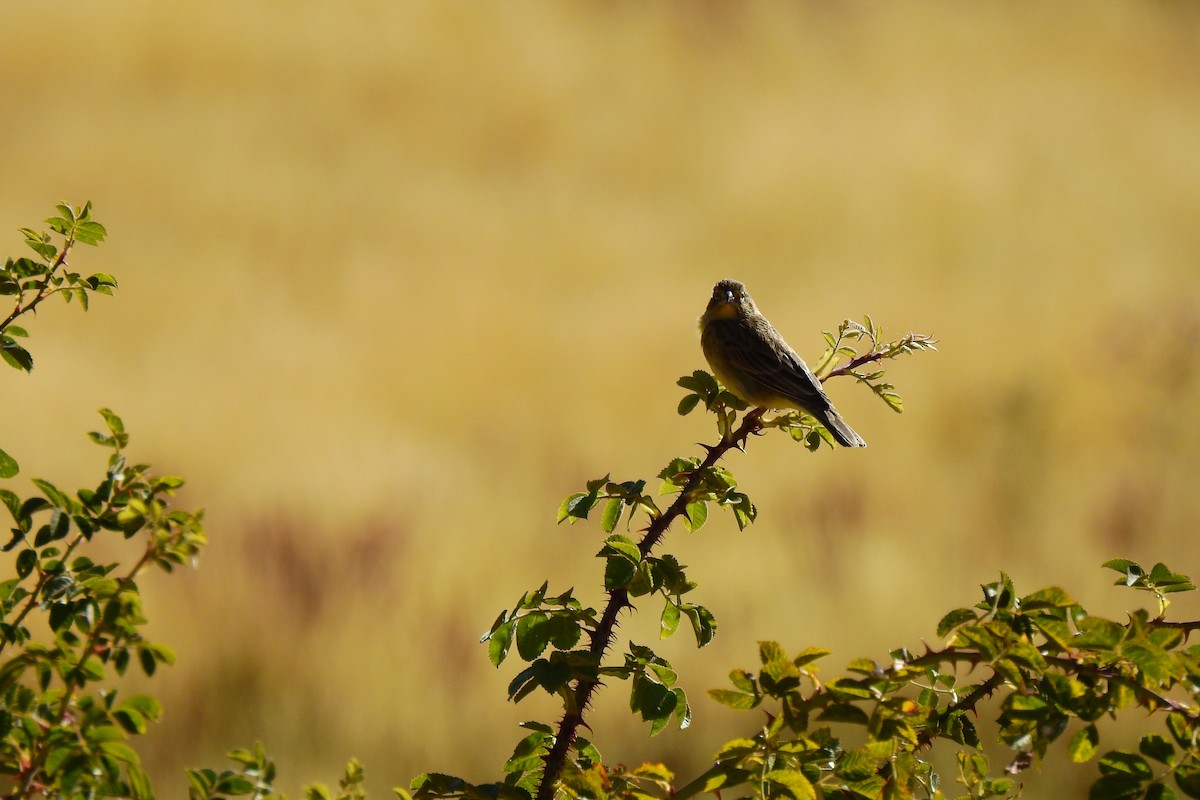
top-left (1094, 473), bottom-right (1159, 554)
top-left (240, 513), bottom-right (412, 626)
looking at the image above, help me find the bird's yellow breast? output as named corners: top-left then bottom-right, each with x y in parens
top-left (700, 302), bottom-right (740, 329)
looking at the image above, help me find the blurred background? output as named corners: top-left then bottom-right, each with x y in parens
top-left (2, 1), bottom-right (1200, 795)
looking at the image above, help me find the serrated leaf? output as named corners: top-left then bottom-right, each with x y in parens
top-left (682, 603), bottom-right (717, 647)
top-left (728, 668), bottom-right (755, 692)
top-left (487, 619), bottom-right (514, 667)
top-left (1075, 617), bottom-right (1126, 650)
top-left (1, 339), bottom-right (32, 372)
top-left (600, 498), bottom-right (622, 533)
top-left (515, 612), bottom-right (551, 661)
top-left (708, 688), bottom-right (757, 710)
top-left (1123, 642), bottom-right (1176, 684)
top-left (660, 601), bottom-right (681, 639)
top-left (682, 499), bottom-right (707, 533)
top-left (763, 769), bottom-right (815, 800)
top-left (75, 221), bottom-right (107, 245)
top-left (556, 492), bottom-right (593, 524)
top-left (604, 556), bottom-right (637, 590)
top-left (936, 607), bottom-right (976, 637)
top-left (793, 647), bottom-right (831, 668)
top-left (836, 748), bottom-right (879, 781)
top-left (677, 393), bottom-right (701, 416)
top-left (1020, 586), bottom-right (1077, 609)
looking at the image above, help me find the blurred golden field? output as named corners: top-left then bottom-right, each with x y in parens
top-left (3, 1), bottom-right (1200, 795)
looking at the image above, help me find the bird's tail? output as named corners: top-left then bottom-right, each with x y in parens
top-left (822, 409), bottom-right (866, 448)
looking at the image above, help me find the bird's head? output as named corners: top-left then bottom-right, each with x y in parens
top-left (702, 278), bottom-right (757, 325)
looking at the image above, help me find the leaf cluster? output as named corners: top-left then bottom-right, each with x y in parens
top-left (0, 408), bottom-right (204, 798)
top-left (1, 202), bottom-right (114, 375)
top-left (693, 561), bottom-right (1200, 800)
top-left (0, 203), bottom-right (223, 800)
top-left (811, 317), bottom-right (938, 416)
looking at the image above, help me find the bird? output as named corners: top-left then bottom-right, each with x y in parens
top-left (699, 278), bottom-right (866, 448)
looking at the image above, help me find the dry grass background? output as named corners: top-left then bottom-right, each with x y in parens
top-left (2, 1), bottom-right (1200, 796)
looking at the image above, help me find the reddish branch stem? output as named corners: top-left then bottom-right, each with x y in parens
top-left (535, 409), bottom-right (766, 800)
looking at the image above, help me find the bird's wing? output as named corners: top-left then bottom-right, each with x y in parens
top-left (722, 318), bottom-right (834, 410)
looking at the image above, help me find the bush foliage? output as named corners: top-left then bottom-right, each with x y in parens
top-left (3, 204), bottom-right (1199, 800)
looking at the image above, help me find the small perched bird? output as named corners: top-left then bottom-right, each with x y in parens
top-left (699, 278), bottom-right (866, 448)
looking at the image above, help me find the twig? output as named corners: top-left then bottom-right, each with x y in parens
top-left (535, 409), bottom-right (767, 800)
top-left (0, 234), bottom-right (74, 334)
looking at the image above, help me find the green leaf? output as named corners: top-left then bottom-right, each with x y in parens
top-left (79, 654), bottom-right (106, 681)
top-left (1147, 782), bottom-right (1179, 800)
top-left (557, 492), bottom-right (594, 524)
top-left (1167, 713), bottom-right (1194, 748)
top-left (1103, 558), bottom-right (1138, 575)
top-left (1147, 562), bottom-right (1195, 593)
top-left (601, 535), bottom-right (641, 563)
top-left (33, 510), bottom-right (70, 546)
top-left (936, 607), bottom-right (976, 637)
top-left (1070, 725), bottom-right (1099, 763)
top-left (74, 221), bottom-right (107, 246)
top-left (763, 769), bottom-right (816, 800)
top-left (487, 619), bottom-right (514, 667)
top-left (22, 235), bottom-right (56, 260)
top-left (793, 647), bottom-right (831, 668)
top-left (0, 449), bottom-right (17, 479)
top-left (1098, 751), bottom-right (1153, 779)
top-left (708, 688), bottom-right (757, 710)
top-left (121, 695), bottom-right (163, 719)
top-left (728, 668), bottom-right (756, 692)
top-left (681, 603), bottom-right (717, 647)
top-left (1140, 734), bottom-right (1175, 765)
top-left (672, 686), bottom-right (691, 730)
top-left (604, 556), bottom-right (638, 590)
top-left (86, 272), bottom-right (118, 290)
top-left (1176, 759), bottom-right (1200, 799)
top-left (1020, 586), bottom-right (1078, 609)
top-left (1033, 616), bottom-right (1075, 651)
top-left (660, 600), bottom-right (680, 639)
top-left (98, 407), bottom-right (125, 435)
top-left (515, 612), bottom-right (551, 661)
top-left (1123, 642), bottom-right (1176, 684)
top-left (1075, 617), bottom-right (1126, 650)
top-left (545, 613), bottom-right (581, 650)
top-left (631, 677), bottom-right (676, 724)
top-left (128, 763), bottom-right (154, 800)
top-left (15, 549), bottom-right (35, 578)
top-left (214, 775), bottom-right (256, 794)
top-left (817, 703), bottom-right (870, 725)
top-left (1088, 773), bottom-right (1145, 800)
top-left (836, 748), bottom-right (879, 781)
top-left (677, 393), bottom-right (701, 416)
top-left (1, 338), bottom-right (33, 372)
top-left (600, 498), bottom-right (622, 533)
top-left (676, 370), bottom-right (718, 395)
top-left (682, 499), bottom-right (708, 533)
